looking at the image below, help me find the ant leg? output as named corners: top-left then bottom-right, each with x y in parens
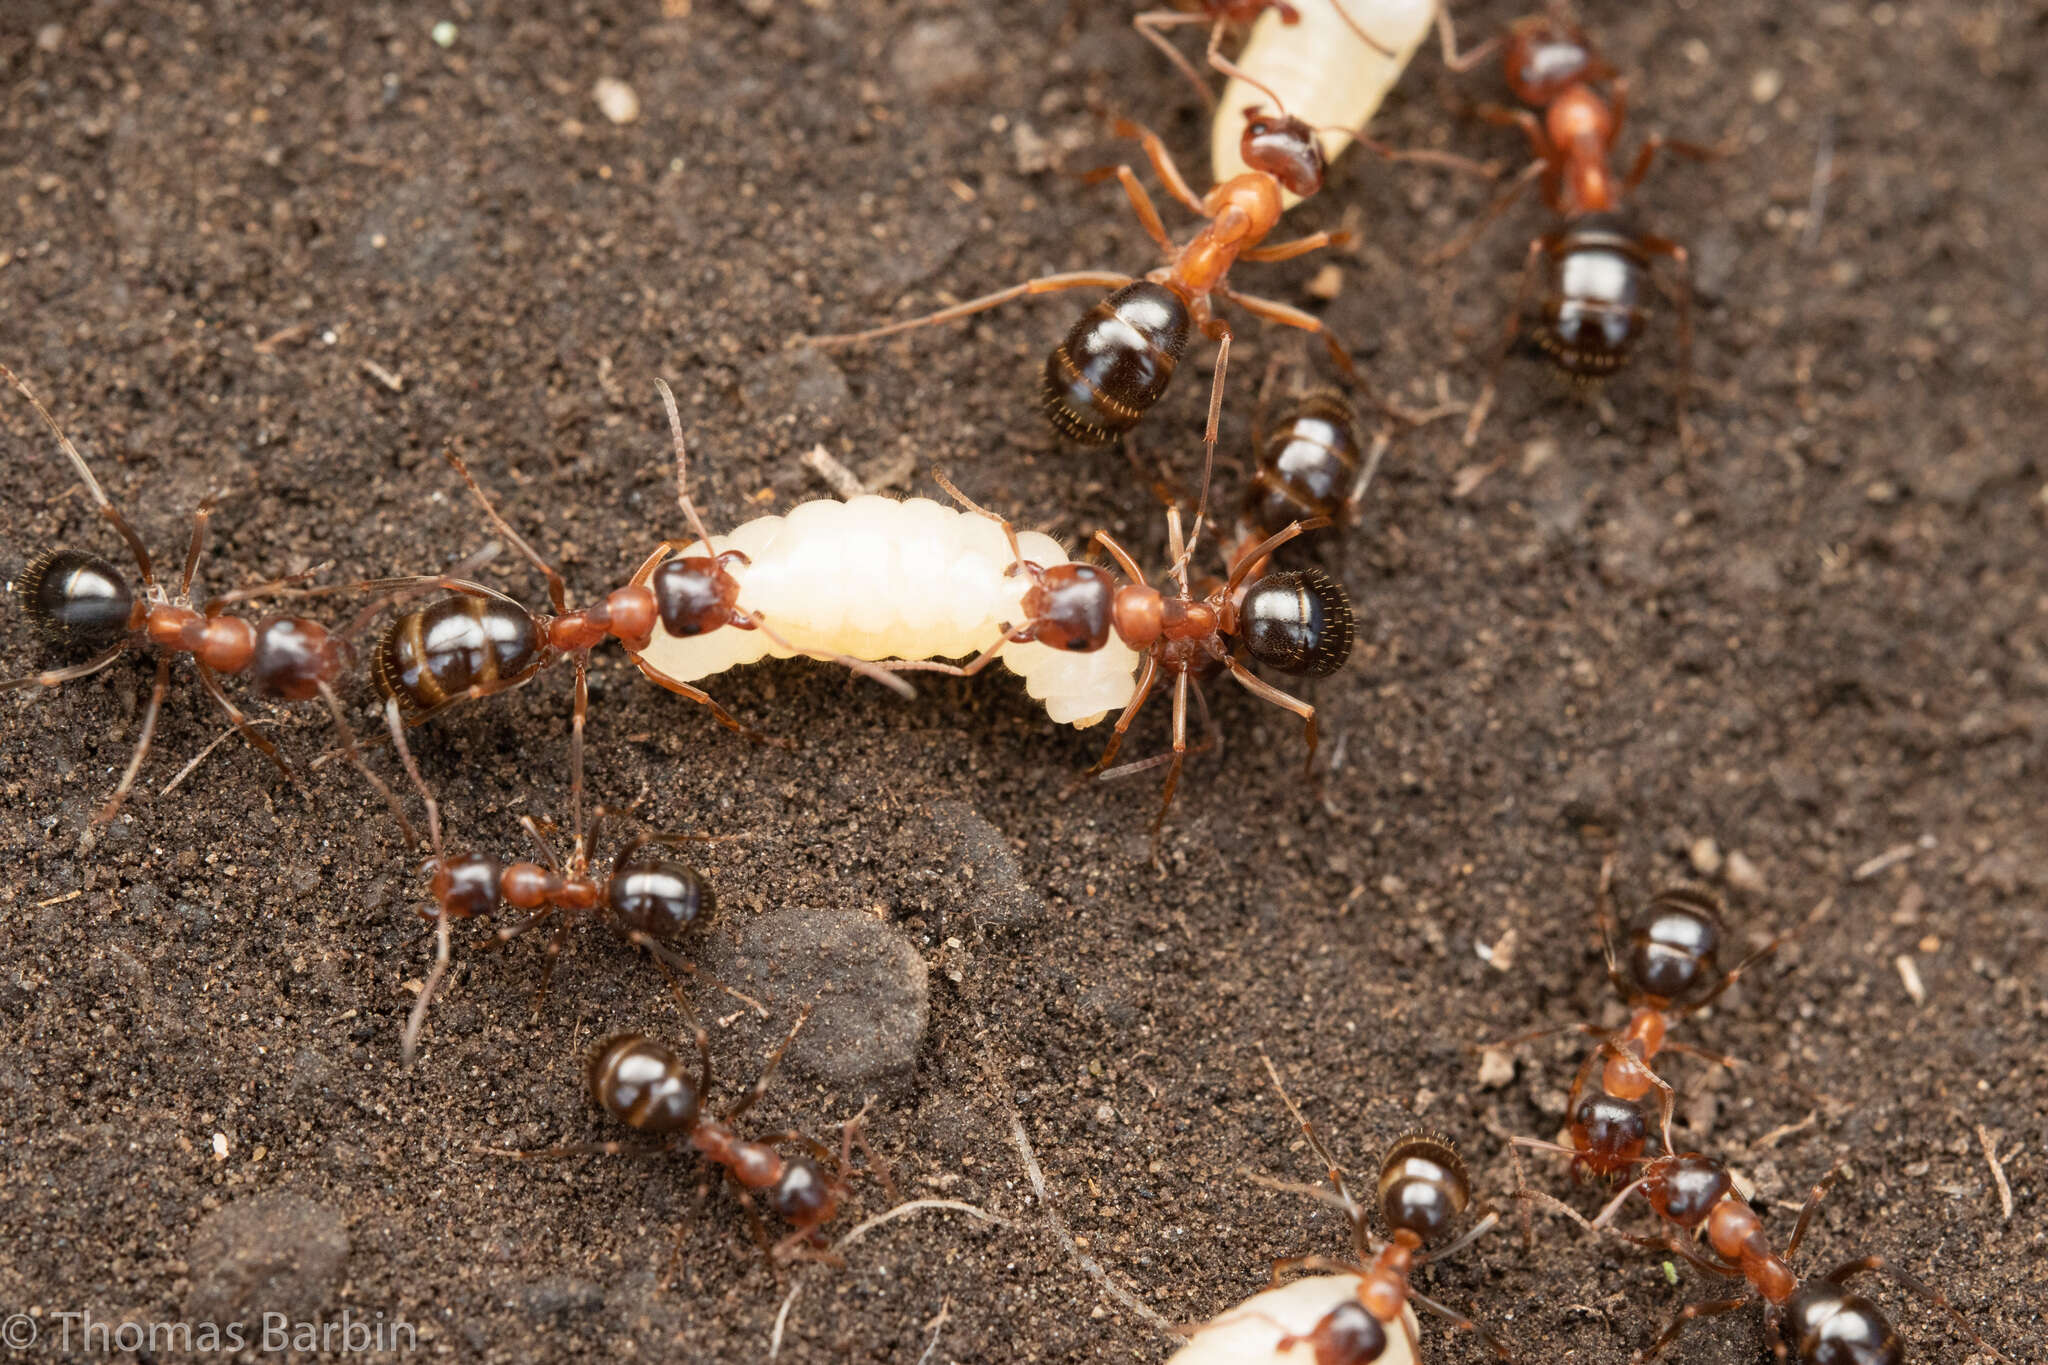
top-left (488, 1137), bottom-right (678, 1161)
top-left (804, 271), bottom-right (1135, 348)
top-left (1107, 116), bottom-right (1206, 214)
top-left (192, 664), bottom-right (298, 788)
top-left (1595, 852), bottom-right (1631, 999)
top-left (0, 363), bottom-right (155, 584)
top-left (203, 564), bottom-right (325, 613)
top-left (1462, 234), bottom-right (1550, 448)
top-left (1082, 655), bottom-right (1161, 777)
top-left (743, 612), bottom-right (918, 700)
top-left (1623, 132), bottom-right (1733, 194)
top-left (1088, 529), bottom-right (1149, 584)
top-left (442, 450), bottom-right (568, 614)
top-left (867, 629), bottom-right (1020, 680)
top-left (1269, 1254), bottom-right (1368, 1289)
top-left (1218, 286), bottom-right (1451, 427)
top-left (517, 813), bottom-right (565, 871)
top-left (569, 654), bottom-right (587, 850)
top-left (1354, 136), bottom-right (1504, 180)
top-left (1639, 232), bottom-right (1698, 453)
top-left (1471, 1018), bottom-right (1607, 1056)
top-left (1327, 0), bottom-right (1395, 57)
top-left (1676, 894), bottom-right (1833, 1020)
top-left (531, 915), bottom-right (576, 1010)
top-left (0, 643), bottom-right (130, 693)
top-left (1146, 669), bottom-right (1191, 846)
top-left (178, 499), bottom-right (216, 597)
top-left (1436, 4), bottom-right (1503, 73)
top-left (382, 697), bottom-right (443, 855)
top-left (628, 661), bottom-right (793, 751)
top-left (1426, 156), bottom-right (1544, 265)
top-left (1783, 1164), bottom-right (1845, 1260)
top-left (1823, 1256), bottom-right (2014, 1365)
top-left (1132, 10), bottom-right (1220, 111)
top-left (1239, 229), bottom-right (1357, 265)
top-left (1633, 1296), bottom-right (1754, 1365)
top-left (1410, 1288), bottom-right (1513, 1360)
top-left (1074, 166), bottom-right (1176, 255)
top-left (1256, 1046), bottom-right (1364, 1253)
top-left (722, 1003), bottom-right (816, 1123)
top-left (85, 653), bottom-right (172, 842)
top-left (1221, 658), bottom-right (1316, 772)
top-left (617, 931), bottom-right (715, 1100)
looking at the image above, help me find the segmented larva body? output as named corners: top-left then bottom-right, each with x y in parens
top-left (627, 496), bottom-right (1142, 727)
top-left (1170, 1276), bottom-right (1422, 1365)
top-left (1211, 0), bottom-right (1437, 206)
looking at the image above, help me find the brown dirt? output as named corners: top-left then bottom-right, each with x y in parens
top-left (2, 2), bottom-right (2044, 1362)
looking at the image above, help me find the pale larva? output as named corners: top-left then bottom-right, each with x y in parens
top-left (625, 495), bottom-right (1143, 729)
top-left (1210, 0), bottom-right (1438, 205)
top-left (1169, 1276), bottom-right (1422, 1365)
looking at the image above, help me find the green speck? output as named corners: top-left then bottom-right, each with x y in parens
top-left (430, 21), bottom-right (458, 48)
top-left (1662, 1260), bottom-right (1680, 1285)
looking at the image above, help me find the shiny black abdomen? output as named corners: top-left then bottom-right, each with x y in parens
top-left (374, 593), bottom-right (544, 720)
top-left (1239, 568), bottom-right (1355, 677)
top-left (1042, 282), bottom-right (1191, 444)
top-left (19, 548), bottom-right (134, 647)
top-left (1537, 213), bottom-right (1648, 379)
top-left (1783, 1283), bottom-right (1902, 1365)
top-left (607, 843), bottom-right (712, 940)
top-left (1241, 391), bottom-right (1363, 547)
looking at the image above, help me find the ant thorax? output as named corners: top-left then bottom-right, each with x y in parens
top-left (627, 495), bottom-right (1142, 727)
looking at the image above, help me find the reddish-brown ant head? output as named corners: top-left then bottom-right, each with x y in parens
top-left (650, 554), bottom-right (743, 637)
top-left (769, 1155), bottom-right (839, 1228)
top-left (1645, 1154), bottom-right (1731, 1230)
top-left (1309, 1301), bottom-right (1389, 1364)
top-left (426, 853), bottom-right (500, 920)
top-left (1624, 884), bottom-right (1723, 1005)
top-left (606, 843), bottom-right (712, 940)
top-left (1238, 567), bottom-right (1354, 677)
top-left (589, 1034), bottom-right (703, 1135)
top-left (1502, 16), bottom-right (1602, 106)
top-left (1021, 563), bottom-right (1115, 651)
top-left (1240, 108), bottom-right (1325, 197)
top-left (1376, 1132), bottom-right (1470, 1246)
top-left (1568, 1091), bottom-right (1647, 1175)
top-left (248, 616), bottom-right (350, 701)
top-left (20, 548), bottom-right (136, 647)
top-left (1782, 1281), bottom-right (1902, 1365)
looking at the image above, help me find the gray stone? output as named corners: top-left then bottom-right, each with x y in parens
top-left (718, 908), bottom-right (929, 1090)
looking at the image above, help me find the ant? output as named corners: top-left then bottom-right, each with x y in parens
top-left (1250, 1052), bottom-right (1512, 1363)
top-left (1480, 858), bottom-right (1827, 1208)
top-left (1432, 8), bottom-right (1729, 450)
top-left (806, 105), bottom-right (1431, 444)
top-left (1520, 1150), bottom-right (2016, 1365)
top-left (353, 381), bottom-right (911, 756)
top-left (1226, 362), bottom-right (1389, 575)
top-left (492, 1020), bottom-right (888, 1272)
top-left (1134, 2), bottom-right (1392, 112)
top-left (886, 356), bottom-right (1356, 842)
top-left (1, 363), bottom-right (410, 849)
top-left (374, 659), bottom-right (742, 1065)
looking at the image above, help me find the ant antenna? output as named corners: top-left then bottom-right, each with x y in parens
top-left (656, 379), bottom-right (719, 553)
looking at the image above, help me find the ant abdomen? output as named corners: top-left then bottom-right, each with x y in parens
top-left (19, 548), bottom-right (136, 646)
top-left (1783, 1283), bottom-right (1902, 1365)
top-left (588, 1033), bottom-right (703, 1134)
top-left (1042, 281), bottom-right (1192, 444)
top-left (1377, 1131), bottom-right (1471, 1244)
top-left (607, 843), bottom-right (712, 939)
top-left (769, 1156), bottom-right (835, 1225)
top-left (1626, 883), bottom-right (1723, 1004)
top-left (375, 594), bottom-right (545, 721)
top-left (1241, 390), bottom-right (1362, 546)
top-left (1535, 213), bottom-right (1649, 380)
top-left (1240, 567), bottom-right (1355, 677)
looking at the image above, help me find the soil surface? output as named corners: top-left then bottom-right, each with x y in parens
top-left (3, 2), bottom-right (2044, 1362)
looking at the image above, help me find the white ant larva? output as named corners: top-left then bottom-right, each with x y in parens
top-left (1170, 1275), bottom-right (1422, 1365)
top-left (1209, 0), bottom-right (1440, 205)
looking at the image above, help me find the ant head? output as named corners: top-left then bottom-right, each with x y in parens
top-left (1568, 1091), bottom-right (1648, 1173)
top-left (1239, 567), bottom-right (1354, 677)
top-left (1309, 1301), bottom-right (1389, 1363)
top-left (249, 616), bottom-right (352, 701)
top-left (20, 548), bottom-right (135, 648)
top-left (769, 1154), bottom-right (842, 1229)
top-left (1021, 562), bottom-right (1116, 652)
top-left (1503, 15), bottom-right (1604, 105)
top-left (649, 552), bottom-right (743, 637)
top-left (606, 842), bottom-right (713, 940)
top-left (1624, 885), bottom-right (1723, 1004)
top-left (1376, 1131), bottom-right (1470, 1246)
top-left (1240, 107), bottom-right (1325, 197)
top-left (589, 1034), bottom-right (702, 1134)
top-left (1646, 1154), bottom-right (1732, 1230)
top-left (426, 853), bottom-right (500, 920)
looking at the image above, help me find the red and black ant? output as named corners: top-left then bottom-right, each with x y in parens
top-left (1250, 1053), bottom-right (1513, 1362)
top-left (1, 363), bottom-right (409, 849)
top-left (1134, 1), bottom-right (1392, 111)
top-left (1520, 1149), bottom-right (2016, 1365)
top-left (1481, 858), bottom-right (1826, 1202)
top-left (806, 105), bottom-right (1434, 443)
top-left (491, 1019), bottom-right (889, 1272)
top-left (1433, 9), bottom-right (1730, 450)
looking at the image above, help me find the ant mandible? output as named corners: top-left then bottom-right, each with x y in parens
top-left (806, 106), bottom-right (1426, 444)
top-left (1481, 857), bottom-right (1827, 1205)
top-left (1434, 9), bottom-right (1730, 450)
top-left (1, 364), bottom-right (409, 848)
top-left (1521, 1149), bottom-right (2016, 1365)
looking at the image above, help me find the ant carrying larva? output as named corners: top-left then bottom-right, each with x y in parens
top-left (1, 363), bottom-right (411, 850)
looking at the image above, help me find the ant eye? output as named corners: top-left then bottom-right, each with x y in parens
top-left (1240, 568), bottom-right (1353, 676)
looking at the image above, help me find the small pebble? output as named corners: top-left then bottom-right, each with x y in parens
top-left (430, 20), bottom-right (458, 48)
top-left (1689, 837), bottom-right (1723, 878)
top-left (1725, 851), bottom-right (1767, 895)
top-left (1750, 69), bottom-right (1783, 103)
top-left (1477, 1049), bottom-right (1516, 1089)
top-left (592, 77), bottom-right (640, 125)
top-left (718, 908), bottom-right (929, 1089)
top-left (891, 19), bottom-right (987, 102)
